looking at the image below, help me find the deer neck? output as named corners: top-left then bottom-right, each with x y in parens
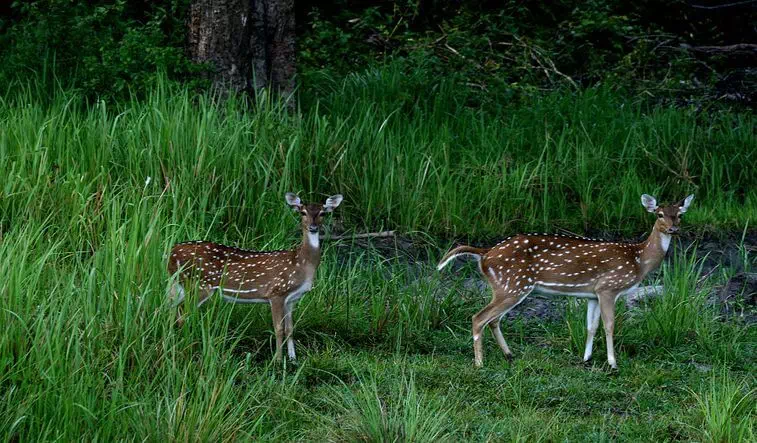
top-left (637, 224), bottom-right (670, 278)
top-left (297, 229), bottom-right (321, 271)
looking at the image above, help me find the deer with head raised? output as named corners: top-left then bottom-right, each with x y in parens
top-left (438, 194), bottom-right (694, 369)
top-left (167, 193), bottom-right (343, 361)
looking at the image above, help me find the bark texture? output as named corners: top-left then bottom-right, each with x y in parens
top-left (187, 0), bottom-right (295, 96)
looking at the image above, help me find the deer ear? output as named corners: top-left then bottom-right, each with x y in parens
top-left (641, 194), bottom-right (658, 213)
top-left (323, 194), bottom-right (343, 212)
top-left (679, 194), bottom-right (694, 214)
top-left (285, 193), bottom-right (301, 209)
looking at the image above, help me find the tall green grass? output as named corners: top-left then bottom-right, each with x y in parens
top-left (1, 71), bottom-right (755, 440)
top-left (2, 71), bottom-right (755, 245)
top-left (690, 370), bottom-right (755, 443)
top-left (322, 369), bottom-right (454, 442)
top-left (643, 246), bottom-right (707, 348)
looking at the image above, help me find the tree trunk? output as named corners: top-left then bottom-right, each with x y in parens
top-left (187, 0), bottom-right (295, 97)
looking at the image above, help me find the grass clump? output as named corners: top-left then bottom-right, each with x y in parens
top-left (689, 370), bottom-right (755, 443)
top-left (323, 369), bottom-right (454, 442)
top-left (643, 246), bottom-right (707, 348)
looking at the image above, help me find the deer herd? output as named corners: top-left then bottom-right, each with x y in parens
top-left (168, 192), bottom-right (694, 370)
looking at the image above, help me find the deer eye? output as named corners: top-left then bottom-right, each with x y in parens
top-left (657, 213), bottom-right (664, 219)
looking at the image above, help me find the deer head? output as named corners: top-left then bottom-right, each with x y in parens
top-left (641, 194), bottom-right (694, 235)
top-left (285, 193), bottom-right (343, 234)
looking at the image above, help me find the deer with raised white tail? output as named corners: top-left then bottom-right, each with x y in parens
top-left (167, 193), bottom-right (343, 361)
top-left (438, 194), bottom-right (694, 369)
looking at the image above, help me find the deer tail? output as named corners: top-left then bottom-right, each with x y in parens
top-left (437, 245), bottom-right (489, 271)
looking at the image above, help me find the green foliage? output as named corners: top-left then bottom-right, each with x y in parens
top-left (643, 247), bottom-right (706, 348)
top-left (323, 369), bottom-right (454, 442)
top-left (0, 0), bottom-right (202, 98)
top-left (689, 371), bottom-right (755, 443)
top-left (2, 0), bottom-right (755, 101)
top-left (2, 72), bottom-right (755, 242)
top-left (300, 0), bottom-right (756, 107)
top-left (1, 73), bottom-right (755, 441)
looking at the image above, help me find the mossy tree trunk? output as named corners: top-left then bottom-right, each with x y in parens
top-left (187, 0), bottom-right (295, 97)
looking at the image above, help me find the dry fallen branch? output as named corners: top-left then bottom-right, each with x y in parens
top-left (626, 285), bottom-right (665, 307)
top-left (323, 230), bottom-right (396, 240)
top-left (680, 43), bottom-right (757, 60)
top-left (510, 36), bottom-right (578, 89)
top-left (444, 43), bottom-right (483, 70)
top-left (689, 0), bottom-right (757, 10)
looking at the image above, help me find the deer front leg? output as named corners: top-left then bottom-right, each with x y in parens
top-left (597, 291), bottom-right (619, 369)
top-left (270, 297), bottom-right (286, 360)
top-left (284, 301), bottom-right (296, 361)
top-left (583, 299), bottom-right (601, 362)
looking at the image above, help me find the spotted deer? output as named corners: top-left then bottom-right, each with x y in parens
top-left (167, 193), bottom-right (343, 361)
top-left (438, 194), bottom-right (694, 369)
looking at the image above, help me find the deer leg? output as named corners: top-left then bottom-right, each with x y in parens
top-left (284, 301), bottom-right (296, 361)
top-left (597, 292), bottom-right (619, 369)
top-left (196, 286), bottom-right (214, 307)
top-left (168, 282), bottom-right (186, 326)
top-left (472, 303), bottom-right (496, 368)
top-left (583, 299), bottom-right (601, 362)
top-left (270, 297), bottom-right (286, 360)
top-left (490, 316), bottom-right (513, 360)
top-left (473, 288), bottom-right (528, 367)
top-left (169, 282), bottom-right (186, 306)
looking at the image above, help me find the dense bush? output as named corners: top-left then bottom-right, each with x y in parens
top-left (299, 0), bottom-right (757, 107)
top-left (0, 0), bottom-right (202, 98)
top-left (0, 0), bottom-right (755, 103)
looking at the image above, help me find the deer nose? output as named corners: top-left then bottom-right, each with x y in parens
top-left (667, 226), bottom-right (679, 234)
top-left (308, 224), bottom-right (319, 233)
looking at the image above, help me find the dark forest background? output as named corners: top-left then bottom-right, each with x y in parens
top-left (1, 0), bottom-right (755, 108)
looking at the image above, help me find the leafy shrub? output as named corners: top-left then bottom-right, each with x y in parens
top-left (299, 0), bottom-right (757, 108)
top-left (0, 0), bottom-right (204, 98)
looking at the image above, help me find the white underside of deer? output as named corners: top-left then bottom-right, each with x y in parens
top-left (167, 193), bottom-right (342, 361)
top-left (438, 193), bottom-right (693, 369)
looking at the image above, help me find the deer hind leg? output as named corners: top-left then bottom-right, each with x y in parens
top-left (490, 317), bottom-right (513, 360)
top-left (270, 298), bottom-right (286, 360)
top-left (284, 301), bottom-right (296, 361)
top-left (169, 281), bottom-right (186, 306)
top-left (583, 299), bottom-right (601, 362)
top-left (472, 286), bottom-right (531, 367)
